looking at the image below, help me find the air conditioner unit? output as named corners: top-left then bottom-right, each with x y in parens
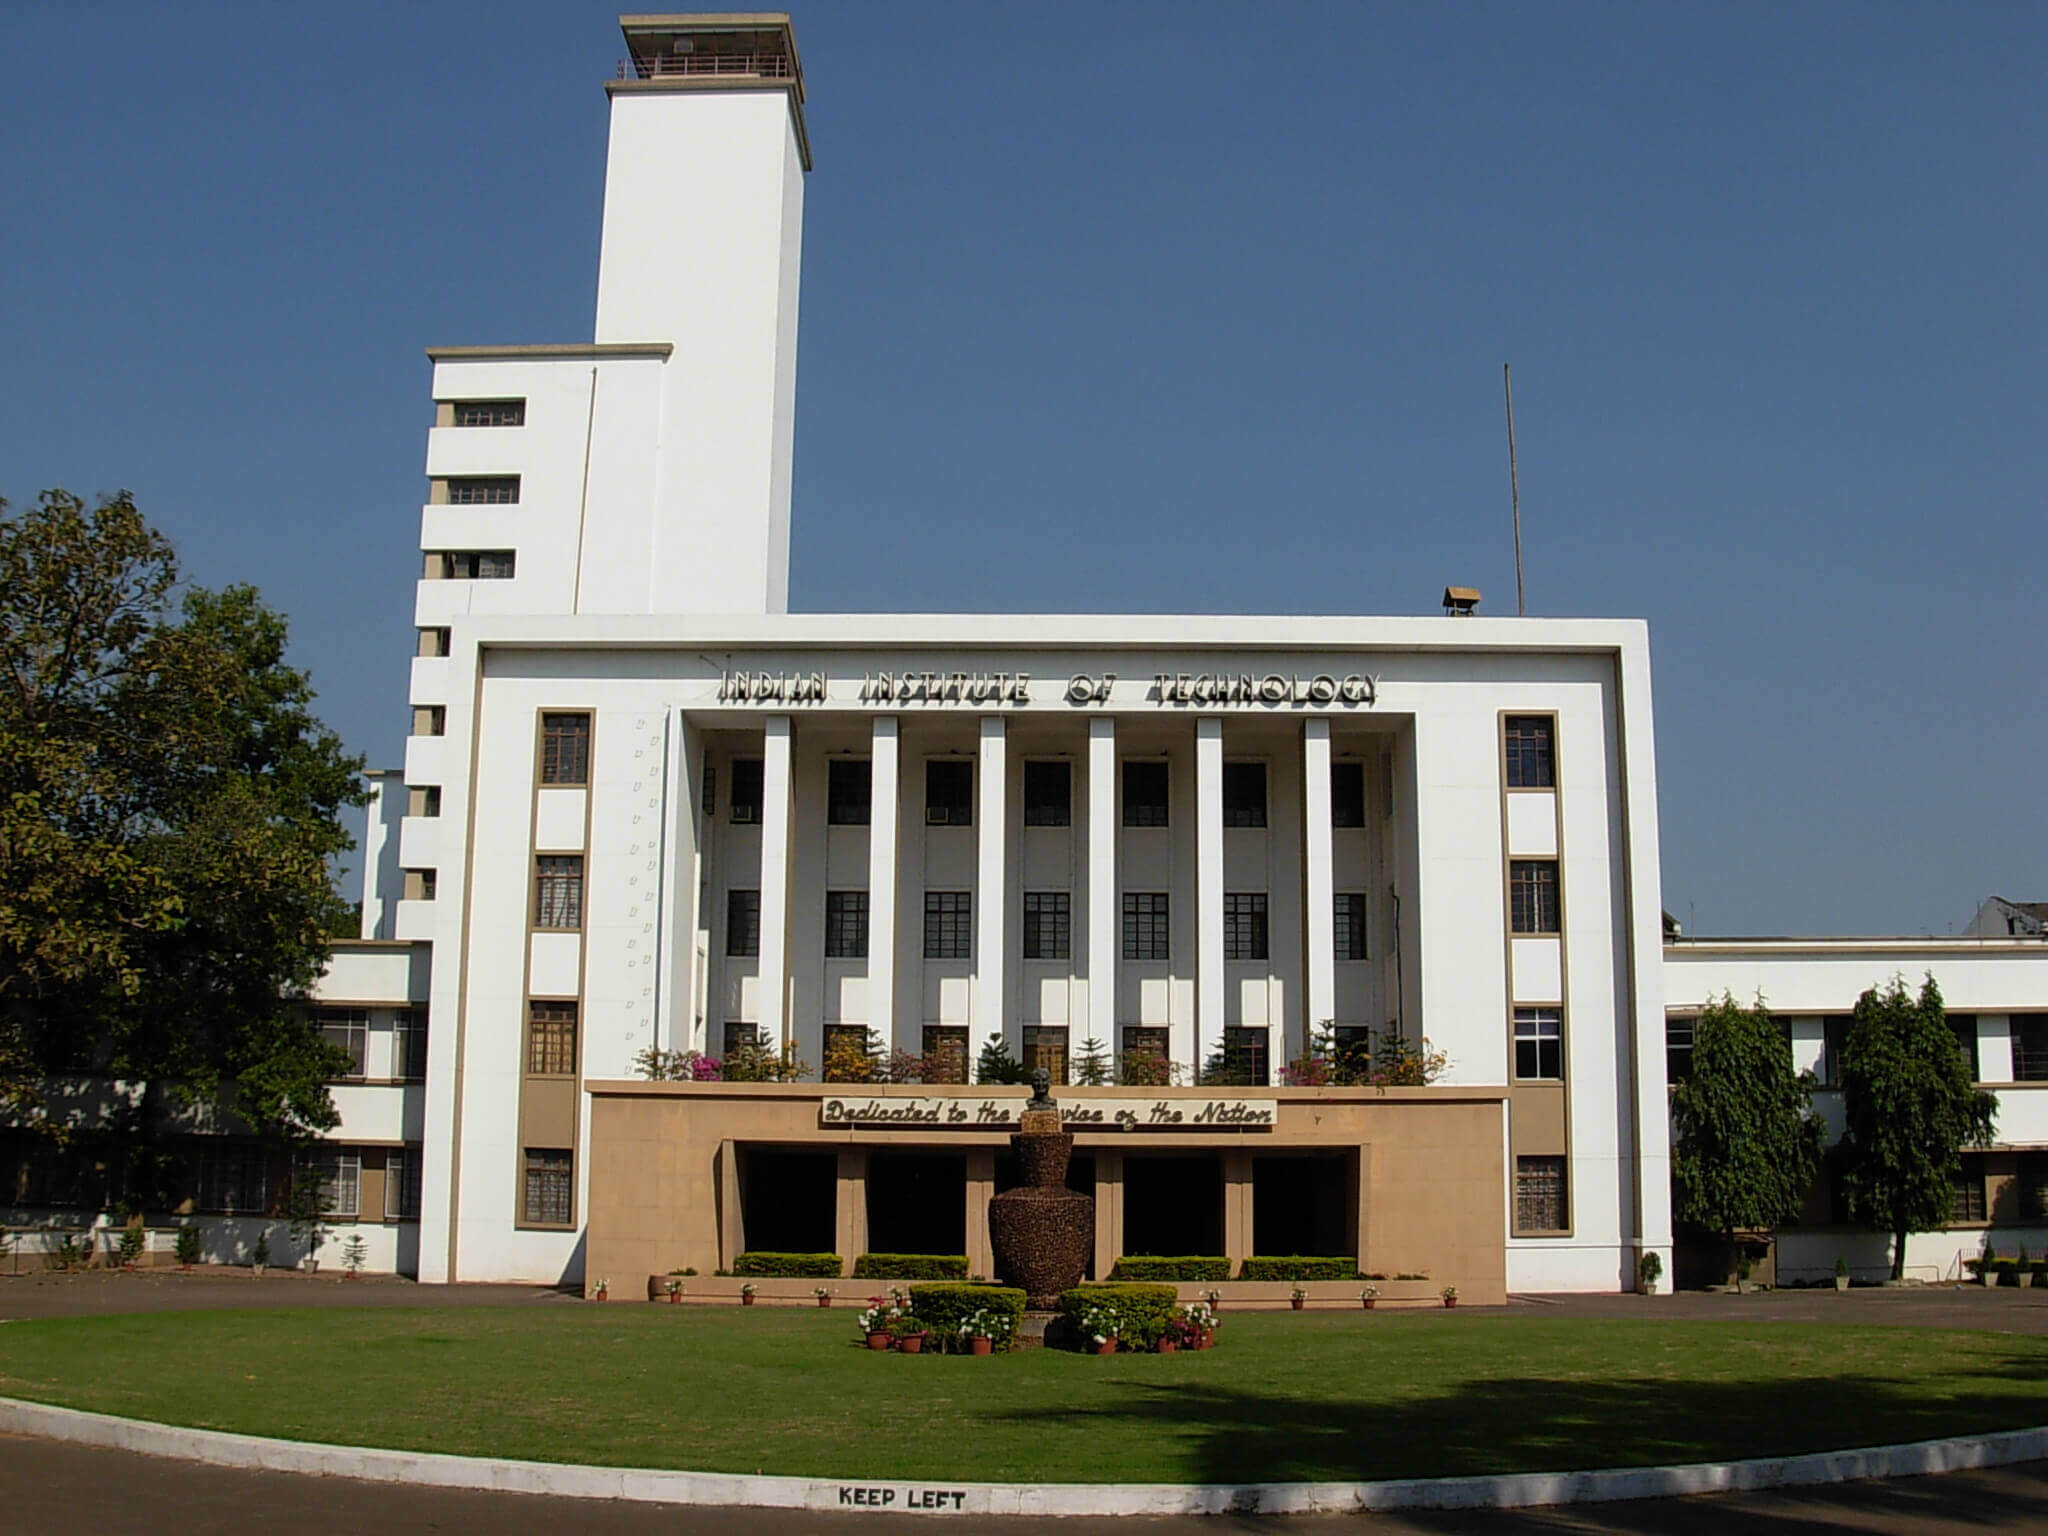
top-left (731, 806), bottom-right (760, 825)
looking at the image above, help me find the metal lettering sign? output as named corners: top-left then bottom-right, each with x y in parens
top-left (713, 669), bottom-right (1379, 710)
top-left (819, 1096), bottom-right (1278, 1131)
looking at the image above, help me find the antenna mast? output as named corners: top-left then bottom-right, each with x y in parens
top-left (1504, 363), bottom-right (1525, 617)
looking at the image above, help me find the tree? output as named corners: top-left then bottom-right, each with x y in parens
top-left (0, 490), bottom-right (366, 1202)
top-left (975, 1032), bottom-right (1025, 1085)
top-left (286, 1160), bottom-right (331, 1270)
top-left (1837, 975), bottom-right (1997, 1280)
top-left (1670, 992), bottom-right (1826, 1276)
top-left (1072, 1037), bottom-right (1111, 1086)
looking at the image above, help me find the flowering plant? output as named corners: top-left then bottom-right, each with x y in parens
top-left (957, 1307), bottom-right (1013, 1343)
top-left (1290, 1284), bottom-right (1308, 1302)
top-left (1079, 1302), bottom-right (1124, 1346)
top-left (1441, 1285), bottom-right (1459, 1302)
top-left (1180, 1300), bottom-right (1217, 1332)
top-left (1360, 1284), bottom-right (1379, 1301)
top-left (857, 1295), bottom-right (902, 1333)
top-left (1161, 1312), bottom-right (1204, 1348)
top-left (887, 1312), bottom-right (928, 1339)
top-left (739, 1282), bottom-right (757, 1297)
top-left (813, 1285), bottom-right (835, 1300)
top-left (665, 1277), bottom-right (684, 1297)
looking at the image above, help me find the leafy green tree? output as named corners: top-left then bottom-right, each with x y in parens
top-left (975, 1032), bottom-right (1026, 1085)
top-left (1838, 975), bottom-right (1997, 1280)
top-left (1670, 992), bottom-right (1826, 1274)
top-left (1072, 1037), bottom-right (1111, 1086)
top-left (0, 490), bottom-right (365, 1200)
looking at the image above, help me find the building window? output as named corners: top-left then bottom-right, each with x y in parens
top-left (449, 399), bottom-right (525, 427)
top-left (1950, 1155), bottom-right (1988, 1224)
top-left (539, 713), bottom-right (591, 786)
top-left (726, 890), bottom-right (761, 957)
top-left (924, 891), bottom-right (972, 960)
top-left (1331, 761), bottom-right (1366, 828)
top-left (1513, 1007), bottom-right (1564, 1080)
top-left (1024, 761), bottom-right (1071, 827)
top-left (722, 1022), bottom-right (762, 1058)
top-left (1515, 1156), bottom-right (1568, 1232)
top-left (824, 890), bottom-right (869, 959)
top-left (2014, 1017), bottom-right (2048, 1081)
top-left (385, 1149), bottom-right (423, 1220)
top-left (417, 626), bottom-right (451, 657)
top-left (317, 1010), bottom-right (368, 1079)
top-left (826, 758), bottom-right (871, 825)
top-left (403, 868), bottom-right (437, 901)
top-left (1950, 1016), bottom-right (1980, 1083)
top-left (195, 1144), bottom-right (268, 1216)
top-left (1022, 891), bottom-right (1071, 961)
top-left (534, 855), bottom-right (584, 930)
top-left (922, 1026), bottom-right (969, 1084)
top-left (412, 705), bottom-right (446, 737)
top-left (523, 1149), bottom-right (573, 1225)
top-left (1334, 892), bottom-right (1368, 961)
top-left (1819, 1017), bottom-right (1849, 1088)
top-left (1224, 893), bottom-right (1269, 962)
top-left (444, 476), bottom-right (520, 504)
top-left (1509, 860), bottom-right (1561, 934)
top-left (1023, 1025), bottom-right (1069, 1085)
top-left (408, 784), bottom-right (441, 818)
top-left (1666, 1014), bottom-right (1695, 1083)
top-left (297, 1149), bottom-right (361, 1219)
top-left (394, 1010), bottom-right (429, 1080)
top-left (1123, 761), bottom-right (1169, 827)
top-left (1222, 762), bottom-right (1267, 828)
top-left (527, 1001), bottom-right (579, 1076)
top-left (1122, 892), bottom-right (1170, 961)
top-left (728, 757), bottom-right (763, 823)
top-left (701, 757), bottom-right (716, 818)
top-left (1217, 1026), bottom-right (1269, 1086)
top-left (1121, 1026), bottom-right (1170, 1074)
top-left (436, 550), bottom-right (516, 579)
top-left (925, 760), bottom-right (974, 826)
top-left (2020, 1153), bottom-right (2048, 1225)
top-left (1505, 716), bottom-right (1556, 789)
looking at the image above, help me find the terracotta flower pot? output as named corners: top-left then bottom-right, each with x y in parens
top-left (742, 1293), bottom-right (756, 1306)
top-left (668, 1291), bottom-right (681, 1304)
top-left (1443, 1297), bottom-right (1458, 1309)
top-left (1158, 1339), bottom-right (1178, 1354)
top-left (817, 1295), bottom-right (832, 1307)
top-left (1198, 1329), bottom-right (1216, 1350)
top-left (899, 1334), bottom-right (925, 1354)
top-left (1094, 1337), bottom-right (1117, 1356)
top-left (867, 1331), bottom-right (892, 1350)
top-left (969, 1336), bottom-right (993, 1356)
top-left (1362, 1298), bottom-right (1377, 1310)
top-left (1291, 1297), bottom-right (1305, 1311)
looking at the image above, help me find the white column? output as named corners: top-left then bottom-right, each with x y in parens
top-left (975, 716), bottom-right (1009, 1055)
top-left (657, 711), bottom-right (701, 1053)
top-left (1087, 717), bottom-right (1117, 1055)
top-left (1302, 719), bottom-right (1335, 1059)
top-left (868, 717), bottom-right (900, 1050)
top-left (758, 715), bottom-right (795, 1054)
top-left (1195, 717), bottom-right (1226, 1074)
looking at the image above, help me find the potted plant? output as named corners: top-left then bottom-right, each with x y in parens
top-left (1979, 1256), bottom-right (2000, 1288)
top-left (591, 1276), bottom-right (611, 1301)
top-left (1290, 1284), bottom-right (1308, 1311)
top-left (174, 1225), bottom-right (200, 1273)
top-left (814, 1284), bottom-right (835, 1308)
top-left (1441, 1285), bottom-right (1459, 1309)
top-left (1834, 1256), bottom-right (1851, 1293)
top-left (1180, 1300), bottom-right (1218, 1348)
top-left (251, 1227), bottom-right (271, 1277)
top-left (1360, 1284), bottom-right (1379, 1311)
top-left (116, 1224), bottom-right (144, 1272)
top-left (859, 1297), bottom-right (898, 1349)
top-left (1202, 1287), bottom-right (1222, 1313)
top-left (890, 1314), bottom-right (929, 1354)
top-left (1638, 1250), bottom-right (1662, 1295)
top-left (1080, 1303), bottom-right (1121, 1355)
top-left (958, 1308), bottom-right (1005, 1356)
top-left (740, 1282), bottom-right (758, 1307)
top-left (341, 1234), bottom-right (368, 1279)
top-left (665, 1276), bottom-right (684, 1304)
top-left (2019, 1245), bottom-right (2035, 1289)
top-left (1159, 1313), bottom-right (1202, 1354)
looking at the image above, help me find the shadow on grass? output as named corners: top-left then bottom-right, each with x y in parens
top-left (995, 1356), bottom-right (2048, 1488)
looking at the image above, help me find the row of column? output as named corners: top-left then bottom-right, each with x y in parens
top-left (736, 713), bottom-right (1343, 1061)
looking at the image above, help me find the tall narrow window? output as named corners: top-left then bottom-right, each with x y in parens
top-left (1024, 761), bottom-right (1071, 826)
top-left (1122, 761), bottom-right (1169, 827)
top-left (534, 855), bottom-right (584, 930)
top-left (316, 1010), bottom-right (368, 1079)
top-left (1218, 1026), bottom-right (1270, 1086)
top-left (925, 760), bottom-right (974, 826)
top-left (728, 758), bottom-right (763, 823)
top-left (726, 890), bottom-right (761, 957)
top-left (827, 758), bottom-right (871, 825)
top-left (1820, 1018), bottom-right (1849, 1088)
top-left (922, 1026), bottom-right (969, 1084)
top-left (1022, 1025), bottom-right (1069, 1085)
top-left (1022, 892), bottom-right (1071, 960)
top-left (1515, 1156), bottom-right (1567, 1232)
top-left (1509, 860), bottom-right (1561, 934)
top-left (1331, 761), bottom-right (1366, 828)
top-left (385, 1150), bottom-right (423, 1220)
top-left (540, 713), bottom-right (591, 785)
top-left (523, 1149), bottom-right (573, 1225)
top-left (1513, 1007), bottom-right (1564, 1080)
top-left (1950, 1016), bottom-right (1981, 1083)
top-left (1333, 892), bottom-right (1369, 961)
top-left (297, 1150), bottom-right (361, 1219)
top-left (1222, 762), bottom-right (1267, 828)
top-left (526, 1001), bottom-right (579, 1076)
top-left (1505, 716), bottom-right (1556, 788)
top-left (2014, 1017), bottom-right (2048, 1081)
top-left (824, 890), bottom-right (869, 959)
top-left (394, 1009), bottom-right (429, 1080)
top-left (1224, 893), bottom-right (1269, 961)
top-left (1122, 892), bottom-right (1170, 961)
top-left (924, 891), bottom-right (972, 960)
top-left (1665, 1015), bottom-right (1696, 1084)
top-left (444, 476), bottom-right (520, 504)
top-left (449, 399), bottom-right (525, 427)
top-left (1950, 1155), bottom-right (1987, 1224)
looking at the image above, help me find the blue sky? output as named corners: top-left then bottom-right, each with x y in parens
top-left (3, 2), bottom-right (2041, 936)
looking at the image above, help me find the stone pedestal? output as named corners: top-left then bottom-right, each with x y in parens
top-left (988, 1107), bottom-right (1094, 1310)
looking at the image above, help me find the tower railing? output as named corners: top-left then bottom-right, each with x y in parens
top-left (619, 53), bottom-right (795, 82)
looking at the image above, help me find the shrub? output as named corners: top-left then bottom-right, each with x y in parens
top-left (116, 1226), bottom-right (145, 1266)
top-left (733, 1251), bottom-right (843, 1278)
top-left (853, 1253), bottom-right (969, 1281)
top-left (1109, 1255), bottom-right (1231, 1282)
top-left (976, 1033), bottom-right (1026, 1085)
top-left (174, 1225), bottom-right (201, 1267)
top-left (1238, 1256), bottom-right (1363, 1282)
top-left (1057, 1283), bottom-right (1178, 1349)
top-left (908, 1283), bottom-right (1027, 1352)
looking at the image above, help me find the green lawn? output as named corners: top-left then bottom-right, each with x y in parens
top-left (2, 1307), bottom-right (2045, 1484)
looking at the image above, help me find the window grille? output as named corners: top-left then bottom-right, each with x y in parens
top-left (195, 1145), bottom-right (268, 1216)
top-left (1218, 1026), bottom-right (1269, 1086)
top-left (385, 1150), bottom-right (423, 1220)
top-left (1122, 892), bottom-right (1170, 961)
top-left (1224, 893), bottom-right (1269, 961)
top-left (1022, 1026), bottom-right (1069, 1085)
top-left (922, 1026), bottom-right (969, 1084)
top-left (450, 400), bottom-right (524, 427)
top-left (1023, 761), bottom-right (1071, 826)
top-left (1222, 762), bottom-right (1267, 828)
top-left (523, 1149), bottom-right (573, 1225)
top-left (445, 476), bottom-right (520, 504)
top-left (534, 856), bottom-right (584, 929)
top-left (1334, 892), bottom-right (1368, 961)
top-left (924, 891), bottom-right (972, 960)
top-left (1951, 1157), bottom-right (1987, 1224)
top-left (1510, 860), bottom-right (1560, 934)
top-left (1515, 1156), bottom-right (1567, 1232)
top-left (2014, 1017), bottom-right (2048, 1081)
top-left (1505, 716), bottom-right (1556, 788)
top-left (1513, 1007), bottom-right (1564, 1080)
top-left (824, 890), bottom-right (869, 959)
top-left (539, 713), bottom-right (590, 785)
top-left (317, 1010), bottom-right (368, 1079)
top-left (527, 1001), bottom-right (579, 1076)
top-left (394, 1009), bottom-right (429, 1080)
top-left (1022, 891), bottom-right (1071, 960)
top-left (826, 758), bottom-right (871, 825)
top-left (925, 760), bottom-right (974, 826)
top-left (726, 890), bottom-right (761, 957)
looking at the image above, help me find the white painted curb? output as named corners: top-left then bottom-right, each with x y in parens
top-left (2, 1396), bottom-right (2043, 1516)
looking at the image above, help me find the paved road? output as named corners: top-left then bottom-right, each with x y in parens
top-left (5, 1431), bottom-right (2047, 1535)
top-left (0, 1268), bottom-right (568, 1318)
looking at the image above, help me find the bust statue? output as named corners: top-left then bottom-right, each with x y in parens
top-left (1029, 1065), bottom-right (1056, 1111)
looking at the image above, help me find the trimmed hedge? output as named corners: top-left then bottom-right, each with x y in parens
top-left (732, 1251), bottom-right (843, 1278)
top-left (1057, 1283), bottom-right (1179, 1349)
top-left (1109, 1256), bottom-right (1231, 1282)
top-left (1237, 1256), bottom-right (1364, 1282)
top-left (906, 1283), bottom-right (1027, 1352)
top-left (853, 1253), bottom-right (970, 1281)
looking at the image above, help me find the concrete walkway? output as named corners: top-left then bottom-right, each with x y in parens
top-left (0, 1267), bottom-right (570, 1319)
